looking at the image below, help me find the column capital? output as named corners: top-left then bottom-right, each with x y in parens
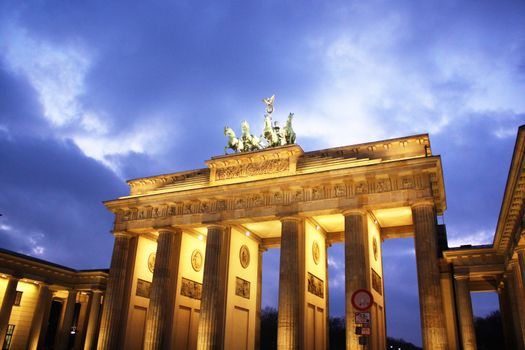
top-left (113, 230), bottom-right (133, 239)
top-left (207, 224), bottom-right (227, 231)
top-left (508, 259), bottom-right (519, 269)
top-left (454, 272), bottom-right (470, 281)
top-left (411, 200), bottom-right (435, 210)
top-left (515, 245), bottom-right (525, 254)
top-left (155, 226), bottom-right (182, 235)
top-left (341, 208), bottom-right (367, 217)
top-left (279, 216), bottom-right (303, 223)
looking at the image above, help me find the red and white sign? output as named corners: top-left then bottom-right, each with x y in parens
top-left (351, 289), bottom-right (374, 311)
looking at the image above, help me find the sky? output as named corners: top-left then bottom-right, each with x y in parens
top-left (0, 0), bottom-right (524, 346)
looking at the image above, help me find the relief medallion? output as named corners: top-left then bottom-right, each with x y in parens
top-left (312, 240), bottom-right (320, 265)
top-left (147, 253), bottom-right (156, 273)
top-left (239, 245), bottom-right (250, 268)
top-left (191, 249), bottom-right (203, 272)
top-left (373, 237), bottom-right (378, 261)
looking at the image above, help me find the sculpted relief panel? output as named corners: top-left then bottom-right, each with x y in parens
top-left (215, 159), bottom-right (289, 181)
top-left (118, 174), bottom-right (430, 223)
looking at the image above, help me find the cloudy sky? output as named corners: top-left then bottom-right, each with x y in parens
top-left (1, 0), bottom-right (524, 345)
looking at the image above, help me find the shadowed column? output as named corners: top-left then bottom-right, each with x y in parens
top-left (55, 289), bottom-right (77, 350)
top-left (197, 225), bottom-right (230, 350)
top-left (498, 278), bottom-right (517, 350)
top-left (97, 231), bottom-right (132, 350)
top-left (83, 291), bottom-right (103, 350)
top-left (412, 202), bottom-right (448, 350)
top-left (143, 227), bottom-right (181, 350)
top-left (0, 276), bottom-right (20, 344)
top-left (511, 261), bottom-right (525, 348)
top-left (27, 283), bottom-right (51, 350)
top-left (277, 217), bottom-right (303, 350)
top-left (343, 209), bottom-right (368, 349)
top-left (454, 273), bottom-right (477, 350)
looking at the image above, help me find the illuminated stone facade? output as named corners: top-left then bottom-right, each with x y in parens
top-left (100, 134), bottom-right (442, 350)
top-left (0, 248), bottom-right (107, 350)
top-left (2, 125), bottom-right (525, 349)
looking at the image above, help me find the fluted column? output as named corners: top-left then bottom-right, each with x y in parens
top-left (343, 209), bottom-right (368, 349)
top-left (255, 246), bottom-right (265, 350)
top-left (83, 291), bottom-right (103, 350)
top-left (518, 247), bottom-right (525, 299)
top-left (0, 276), bottom-right (20, 343)
top-left (144, 228), bottom-right (181, 350)
top-left (498, 279), bottom-right (516, 350)
top-left (454, 273), bottom-right (477, 350)
top-left (277, 217), bottom-right (303, 350)
top-left (197, 225), bottom-right (230, 350)
top-left (27, 283), bottom-right (51, 350)
top-left (56, 289), bottom-right (78, 350)
top-left (511, 261), bottom-right (525, 347)
top-left (412, 202), bottom-right (448, 350)
top-left (97, 232), bottom-right (133, 350)
top-left (506, 269), bottom-right (525, 350)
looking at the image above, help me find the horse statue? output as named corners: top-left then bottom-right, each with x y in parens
top-left (284, 113), bottom-right (296, 144)
top-left (224, 126), bottom-right (243, 154)
top-left (240, 120), bottom-right (261, 151)
top-left (262, 114), bottom-right (281, 147)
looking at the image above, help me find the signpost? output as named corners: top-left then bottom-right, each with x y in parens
top-left (351, 289), bottom-right (374, 349)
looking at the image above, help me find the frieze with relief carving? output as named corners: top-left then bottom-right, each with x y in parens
top-left (117, 174), bottom-right (429, 223)
top-left (181, 278), bottom-right (202, 300)
top-left (215, 159), bottom-right (289, 181)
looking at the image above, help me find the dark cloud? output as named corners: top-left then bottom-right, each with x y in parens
top-left (0, 0), bottom-right (523, 345)
top-left (0, 132), bottom-right (127, 269)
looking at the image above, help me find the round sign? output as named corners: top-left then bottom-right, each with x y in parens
top-left (351, 289), bottom-right (374, 311)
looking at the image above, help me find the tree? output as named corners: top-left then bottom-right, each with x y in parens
top-left (474, 310), bottom-right (504, 350)
top-left (260, 307), bottom-right (278, 349)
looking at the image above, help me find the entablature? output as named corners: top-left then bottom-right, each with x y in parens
top-left (107, 157), bottom-right (444, 231)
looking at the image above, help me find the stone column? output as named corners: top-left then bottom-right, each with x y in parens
top-left (412, 202), bottom-right (448, 350)
top-left (277, 217), bottom-right (303, 350)
top-left (498, 280), bottom-right (516, 350)
top-left (97, 231), bottom-right (132, 350)
top-left (197, 225), bottom-right (230, 350)
top-left (506, 269), bottom-right (525, 350)
top-left (83, 291), bottom-right (103, 350)
top-left (511, 261), bottom-right (525, 347)
top-left (27, 283), bottom-right (51, 350)
top-left (255, 246), bottom-right (265, 350)
top-left (0, 276), bottom-right (20, 343)
top-left (343, 209), bottom-right (369, 349)
top-left (56, 289), bottom-right (78, 350)
top-left (518, 247), bottom-right (525, 299)
top-left (144, 228), bottom-right (181, 350)
top-left (454, 273), bottom-right (477, 350)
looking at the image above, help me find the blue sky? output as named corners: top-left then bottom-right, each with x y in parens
top-left (1, 0), bottom-right (524, 345)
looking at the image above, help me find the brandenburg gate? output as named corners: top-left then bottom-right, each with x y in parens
top-left (96, 97), bottom-right (455, 349)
